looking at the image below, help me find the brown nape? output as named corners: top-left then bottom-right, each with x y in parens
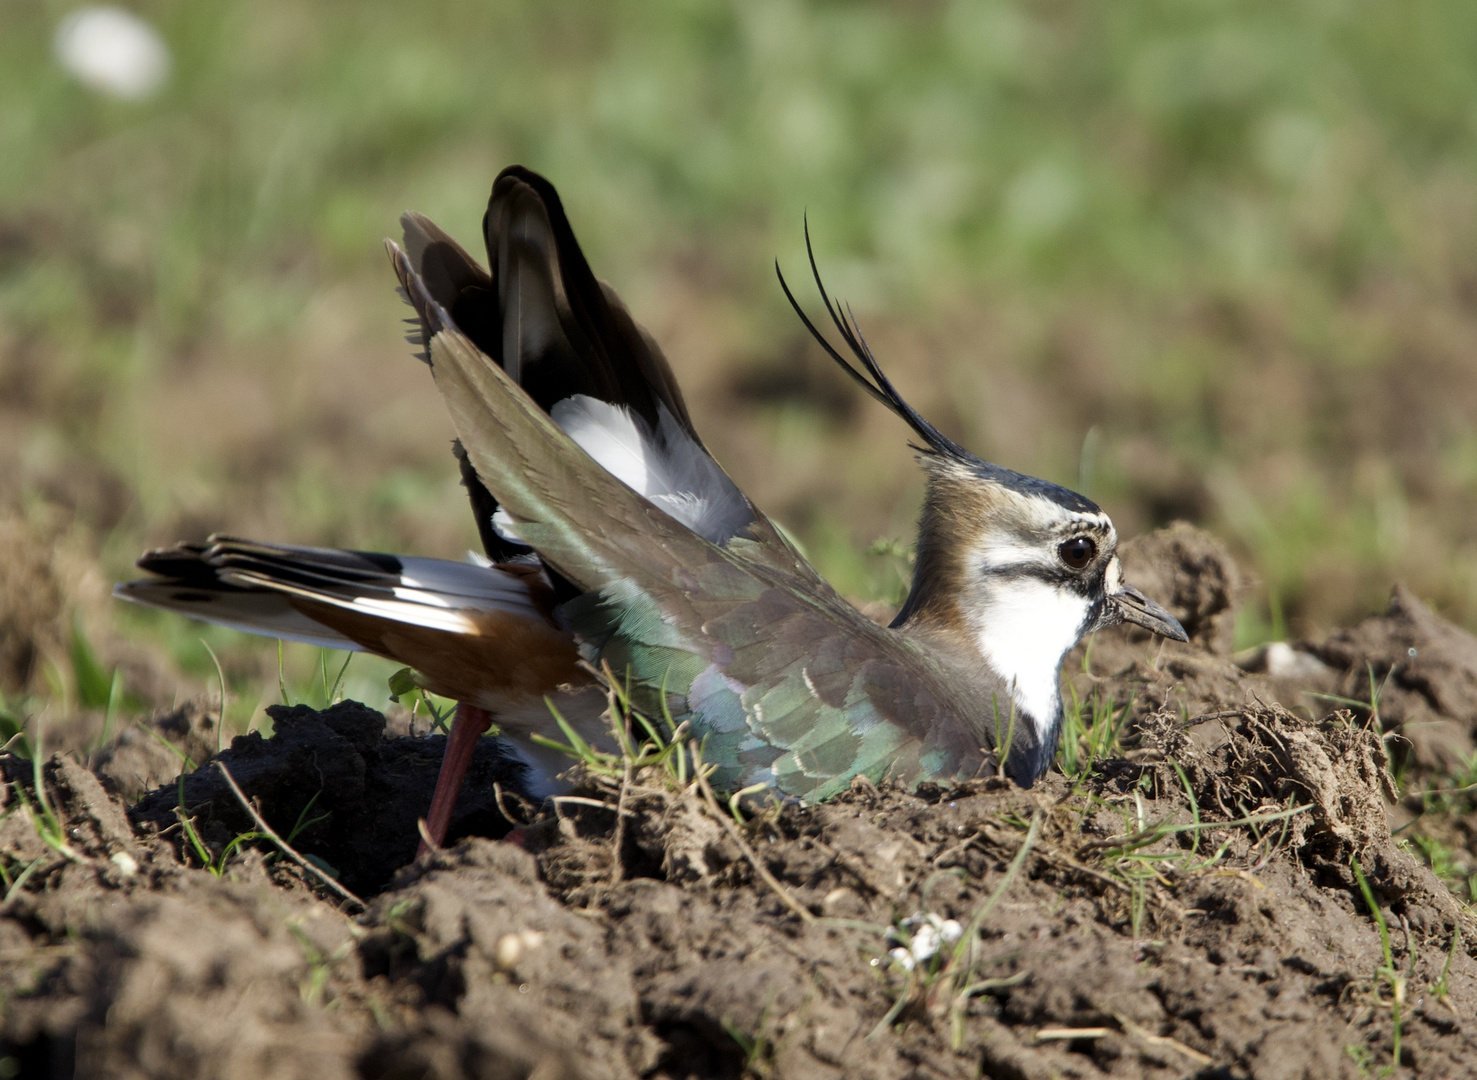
top-left (891, 454), bottom-right (997, 639)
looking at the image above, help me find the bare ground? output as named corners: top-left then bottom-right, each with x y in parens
top-left (3, 526), bottom-right (1477, 1080)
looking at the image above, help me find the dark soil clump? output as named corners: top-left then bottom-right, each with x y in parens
top-left (128, 700), bottom-right (531, 896)
top-left (3, 525), bottom-right (1477, 1079)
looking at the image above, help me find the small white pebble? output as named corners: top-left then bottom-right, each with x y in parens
top-left (495, 929), bottom-right (545, 972)
top-left (494, 933), bottom-right (523, 971)
top-left (885, 911), bottom-right (966, 968)
top-left (822, 886), bottom-right (856, 915)
top-left (110, 851), bottom-right (138, 878)
top-left (55, 7), bottom-right (170, 101)
top-left (1262, 642), bottom-right (1333, 679)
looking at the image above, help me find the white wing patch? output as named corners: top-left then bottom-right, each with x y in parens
top-left (551, 396), bottom-right (650, 494)
top-left (550, 395), bottom-right (752, 544)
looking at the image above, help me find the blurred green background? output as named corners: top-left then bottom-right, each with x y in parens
top-left (4, 0), bottom-right (1477, 724)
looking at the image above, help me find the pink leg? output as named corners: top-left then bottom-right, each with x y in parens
top-left (418, 702), bottom-right (494, 856)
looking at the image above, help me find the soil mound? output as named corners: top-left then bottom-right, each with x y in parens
top-left (2, 525), bottom-right (1477, 1079)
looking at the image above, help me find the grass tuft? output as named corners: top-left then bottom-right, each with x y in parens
top-left (1351, 855), bottom-right (1406, 1076)
top-left (10, 724), bottom-right (84, 868)
top-left (531, 664), bottom-right (704, 789)
top-left (1430, 925), bottom-right (1461, 1013)
top-left (1057, 688), bottom-right (1133, 782)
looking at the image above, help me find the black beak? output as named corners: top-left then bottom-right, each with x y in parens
top-left (1109, 583), bottom-right (1188, 642)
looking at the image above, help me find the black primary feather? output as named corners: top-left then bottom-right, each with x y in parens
top-left (452, 438), bottom-right (529, 562)
top-left (393, 166), bottom-right (755, 560)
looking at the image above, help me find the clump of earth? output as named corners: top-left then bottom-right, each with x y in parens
top-left (2, 523), bottom-right (1477, 1079)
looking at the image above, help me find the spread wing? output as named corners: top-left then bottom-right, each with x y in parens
top-left (396, 166), bottom-right (756, 557)
top-left (395, 248), bottom-right (993, 801)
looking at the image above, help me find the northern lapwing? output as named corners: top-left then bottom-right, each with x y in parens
top-left (118, 166), bottom-right (1186, 851)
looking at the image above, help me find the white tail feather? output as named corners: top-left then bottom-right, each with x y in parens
top-left (118, 548), bottom-right (549, 646)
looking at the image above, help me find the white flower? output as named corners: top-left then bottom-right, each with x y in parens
top-left (885, 912), bottom-right (967, 969)
top-left (55, 7), bottom-right (171, 101)
top-left (910, 921), bottom-right (942, 963)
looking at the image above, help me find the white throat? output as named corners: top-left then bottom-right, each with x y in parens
top-left (965, 579), bottom-right (1092, 737)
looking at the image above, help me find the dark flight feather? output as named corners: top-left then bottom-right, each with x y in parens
top-left (395, 166), bottom-right (762, 561)
top-left (398, 167), bottom-right (697, 436)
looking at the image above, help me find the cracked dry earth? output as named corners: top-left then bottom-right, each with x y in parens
top-left (3, 525), bottom-right (1477, 1080)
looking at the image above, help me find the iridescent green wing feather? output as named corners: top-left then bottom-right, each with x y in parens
top-left (394, 250), bottom-right (991, 800)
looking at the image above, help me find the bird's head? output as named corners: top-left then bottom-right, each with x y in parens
top-left (914, 451), bottom-right (1186, 645)
top-left (777, 235), bottom-right (1186, 787)
top-left (896, 451), bottom-right (1186, 785)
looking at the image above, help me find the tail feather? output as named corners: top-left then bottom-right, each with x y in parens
top-left (184, 536), bottom-right (546, 609)
top-left (117, 537), bottom-right (586, 706)
top-left (115, 577), bottom-right (359, 651)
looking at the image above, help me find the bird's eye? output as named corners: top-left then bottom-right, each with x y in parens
top-left (1058, 537), bottom-right (1097, 569)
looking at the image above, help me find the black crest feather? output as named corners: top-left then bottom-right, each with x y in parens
top-left (776, 222), bottom-right (1100, 516)
top-left (775, 219), bottom-right (968, 462)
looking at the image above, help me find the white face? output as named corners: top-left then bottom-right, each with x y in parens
top-left (962, 576), bottom-right (1093, 737)
top-left (959, 497), bottom-right (1118, 739)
